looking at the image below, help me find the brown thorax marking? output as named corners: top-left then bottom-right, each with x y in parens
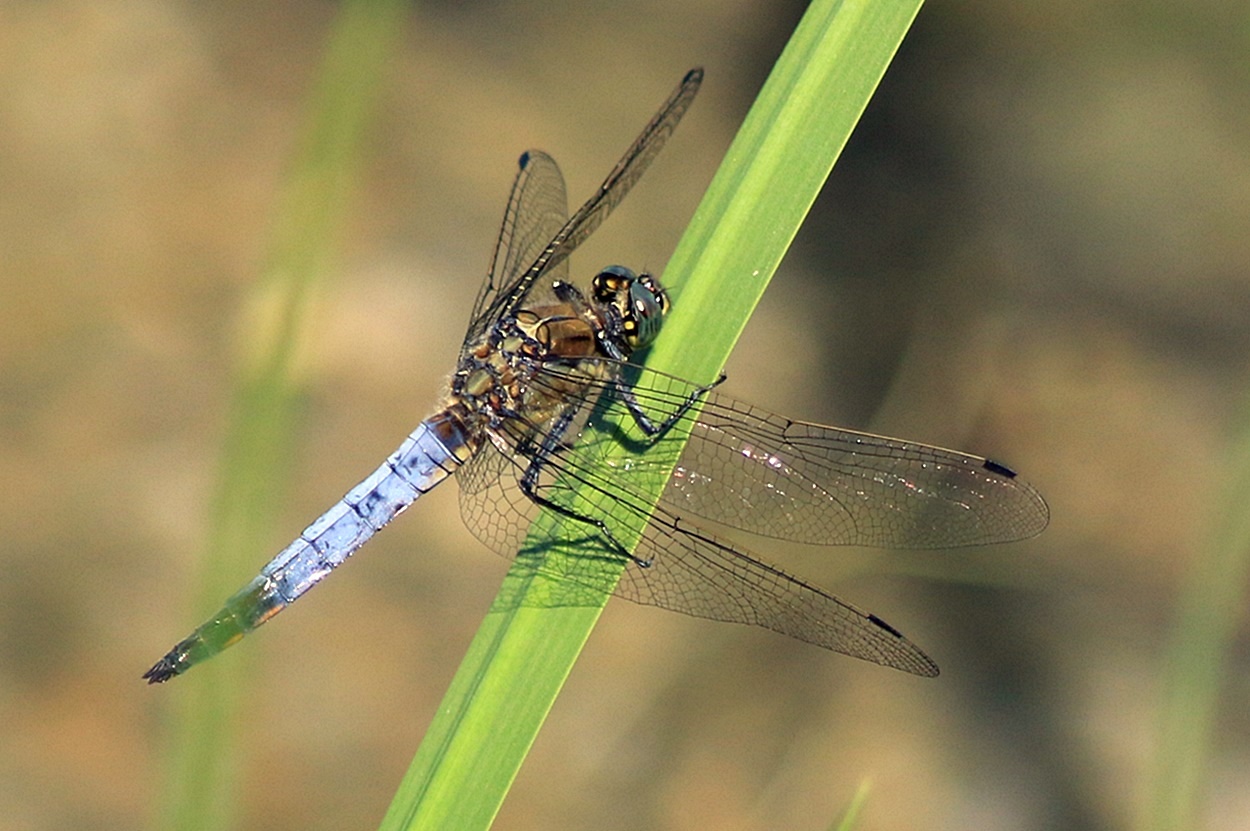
top-left (453, 299), bottom-right (611, 433)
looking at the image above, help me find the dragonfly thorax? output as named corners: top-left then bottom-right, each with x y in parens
top-left (453, 267), bottom-right (668, 426)
top-left (451, 290), bottom-right (605, 430)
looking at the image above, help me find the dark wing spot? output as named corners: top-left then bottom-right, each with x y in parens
top-left (982, 458), bottom-right (1018, 478)
top-left (868, 613), bottom-right (904, 639)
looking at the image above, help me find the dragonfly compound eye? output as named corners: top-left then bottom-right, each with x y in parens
top-left (593, 265), bottom-right (669, 349)
top-left (592, 265), bottom-right (636, 302)
top-left (626, 272), bottom-right (669, 348)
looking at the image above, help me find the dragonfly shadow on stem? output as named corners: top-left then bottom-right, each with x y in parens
top-left (490, 533), bottom-right (629, 612)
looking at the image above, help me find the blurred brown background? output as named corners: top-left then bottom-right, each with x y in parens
top-left (3, 1), bottom-right (1248, 829)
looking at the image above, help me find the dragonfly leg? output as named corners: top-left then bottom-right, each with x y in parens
top-left (515, 409), bottom-right (649, 568)
top-left (614, 373), bottom-right (726, 437)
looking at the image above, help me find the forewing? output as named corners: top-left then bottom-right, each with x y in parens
top-left (526, 361), bottom-right (1050, 548)
top-left (473, 68), bottom-right (703, 333)
top-left (672, 395), bottom-right (1050, 548)
top-left (462, 150), bottom-right (568, 356)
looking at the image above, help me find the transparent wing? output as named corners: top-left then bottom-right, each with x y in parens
top-left (525, 361), bottom-right (1050, 548)
top-left (456, 413), bottom-right (939, 676)
top-left (469, 68), bottom-right (703, 338)
top-left (462, 151), bottom-right (569, 356)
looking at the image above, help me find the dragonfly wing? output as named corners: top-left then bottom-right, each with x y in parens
top-left (617, 502), bottom-right (939, 675)
top-left (527, 361), bottom-right (1049, 549)
top-left (455, 392), bottom-right (938, 676)
top-left (455, 421), bottom-right (541, 555)
top-left (474, 68), bottom-right (703, 332)
top-left (672, 395), bottom-right (1050, 548)
top-left (463, 151), bottom-right (569, 356)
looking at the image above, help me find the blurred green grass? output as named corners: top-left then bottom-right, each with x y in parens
top-left (157, 3), bottom-right (406, 830)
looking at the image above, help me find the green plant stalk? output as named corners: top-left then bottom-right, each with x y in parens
top-left (380, 1), bottom-right (926, 828)
top-left (833, 778), bottom-right (873, 831)
top-left (1144, 388), bottom-right (1250, 831)
top-left (154, 3), bottom-right (405, 830)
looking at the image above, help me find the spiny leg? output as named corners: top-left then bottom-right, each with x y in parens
top-left (612, 372), bottom-right (725, 437)
top-left (515, 407), bottom-right (654, 568)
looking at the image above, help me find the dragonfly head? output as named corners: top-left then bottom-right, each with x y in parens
top-left (593, 265), bottom-right (670, 351)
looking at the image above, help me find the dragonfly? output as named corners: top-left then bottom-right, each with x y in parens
top-left (145, 68), bottom-right (1048, 684)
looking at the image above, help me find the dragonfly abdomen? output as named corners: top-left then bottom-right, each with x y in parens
top-left (263, 408), bottom-right (475, 602)
top-left (144, 407), bottom-right (476, 683)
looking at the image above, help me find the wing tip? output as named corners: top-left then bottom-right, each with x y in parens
top-left (868, 613), bottom-right (940, 677)
top-left (915, 656), bottom-right (941, 678)
top-left (517, 148), bottom-right (560, 177)
top-left (981, 457), bottom-right (1051, 539)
